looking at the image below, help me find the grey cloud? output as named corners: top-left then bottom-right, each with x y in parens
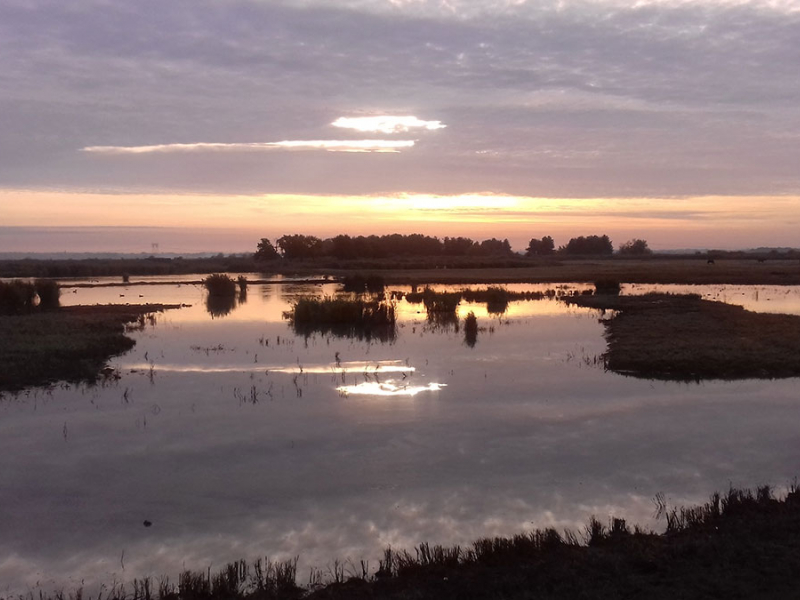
top-left (1, 0), bottom-right (799, 197)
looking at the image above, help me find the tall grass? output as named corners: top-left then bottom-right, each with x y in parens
top-left (203, 274), bottom-right (237, 297)
top-left (285, 296), bottom-right (396, 342)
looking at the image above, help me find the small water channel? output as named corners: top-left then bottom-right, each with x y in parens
top-left (1, 280), bottom-right (799, 594)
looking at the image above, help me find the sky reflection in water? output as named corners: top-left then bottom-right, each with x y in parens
top-left (1, 281), bottom-right (800, 594)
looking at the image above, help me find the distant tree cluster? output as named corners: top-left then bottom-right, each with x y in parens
top-left (255, 234), bottom-right (514, 261)
top-left (255, 232), bottom-right (660, 260)
top-left (561, 235), bottom-right (614, 255)
top-left (618, 238), bottom-right (653, 255)
top-left (526, 236), bottom-right (555, 256)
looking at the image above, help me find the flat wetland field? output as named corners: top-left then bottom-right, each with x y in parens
top-left (323, 257), bottom-right (800, 286)
top-left (5, 255), bottom-right (800, 286)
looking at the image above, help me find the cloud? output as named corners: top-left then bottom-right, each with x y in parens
top-left (2, 0), bottom-right (800, 200)
top-left (332, 115), bottom-right (446, 133)
top-left (82, 140), bottom-right (416, 154)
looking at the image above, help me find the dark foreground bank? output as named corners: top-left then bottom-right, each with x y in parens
top-left (6, 484), bottom-right (799, 600)
top-left (0, 304), bottom-right (180, 392)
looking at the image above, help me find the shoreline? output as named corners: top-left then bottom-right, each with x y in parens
top-left (7, 483), bottom-right (799, 600)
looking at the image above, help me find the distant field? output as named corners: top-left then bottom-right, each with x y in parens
top-left (3, 255), bottom-right (800, 285)
top-left (353, 258), bottom-right (800, 285)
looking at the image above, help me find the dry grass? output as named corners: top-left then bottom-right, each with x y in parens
top-left (567, 293), bottom-right (800, 379)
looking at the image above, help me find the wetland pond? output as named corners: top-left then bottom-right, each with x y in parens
top-left (2, 279), bottom-right (800, 594)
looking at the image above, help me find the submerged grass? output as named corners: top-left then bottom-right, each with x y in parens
top-left (0, 304), bottom-right (179, 392)
top-left (11, 484), bottom-right (800, 600)
top-left (567, 292), bottom-right (800, 379)
top-left (284, 296), bottom-right (396, 342)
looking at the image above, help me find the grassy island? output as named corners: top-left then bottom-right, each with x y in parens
top-left (0, 304), bottom-right (180, 392)
top-left (567, 293), bottom-right (800, 380)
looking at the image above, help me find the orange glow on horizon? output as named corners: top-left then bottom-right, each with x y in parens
top-left (2, 188), bottom-right (799, 250)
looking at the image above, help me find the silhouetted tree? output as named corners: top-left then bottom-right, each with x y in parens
top-left (276, 234), bottom-right (323, 259)
top-left (474, 238), bottom-right (513, 256)
top-left (618, 239), bottom-right (652, 255)
top-left (526, 236), bottom-right (555, 256)
top-left (254, 238), bottom-right (280, 261)
top-left (442, 236), bottom-right (476, 256)
top-left (562, 235), bottom-right (613, 255)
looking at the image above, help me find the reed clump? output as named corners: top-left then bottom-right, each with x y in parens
top-left (203, 274), bottom-right (237, 297)
top-left (285, 296), bottom-right (396, 342)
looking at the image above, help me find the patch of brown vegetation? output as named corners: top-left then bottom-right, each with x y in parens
top-left (567, 293), bottom-right (800, 379)
top-left (0, 304), bottom-right (181, 392)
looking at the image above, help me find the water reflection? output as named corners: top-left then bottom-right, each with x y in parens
top-left (4, 280), bottom-right (800, 594)
top-left (464, 313), bottom-right (478, 348)
top-left (205, 294), bottom-right (238, 318)
top-left (337, 380), bottom-right (446, 396)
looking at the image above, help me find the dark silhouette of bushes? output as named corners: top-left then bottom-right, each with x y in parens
top-left (34, 279), bottom-right (61, 309)
top-left (561, 235), bottom-right (613, 255)
top-left (254, 238), bottom-right (280, 261)
top-left (267, 233), bottom-right (515, 261)
top-left (203, 274), bottom-right (237, 297)
top-left (526, 236), bottom-right (555, 256)
top-left (284, 297), bottom-right (396, 342)
top-left (341, 274), bottom-right (385, 293)
top-left (593, 279), bottom-right (621, 295)
top-left (0, 279), bottom-right (60, 314)
top-left (618, 238), bottom-right (652, 255)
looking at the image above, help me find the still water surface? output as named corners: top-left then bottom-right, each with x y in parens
top-left (1, 281), bottom-right (799, 594)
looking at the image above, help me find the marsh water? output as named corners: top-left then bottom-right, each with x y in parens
top-left (2, 279), bottom-right (800, 594)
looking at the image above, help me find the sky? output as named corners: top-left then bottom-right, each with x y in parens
top-left (1, 0), bottom-right (799, 253)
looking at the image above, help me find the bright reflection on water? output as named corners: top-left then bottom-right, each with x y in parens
top-left (2, 281), bottom-right (800, 594)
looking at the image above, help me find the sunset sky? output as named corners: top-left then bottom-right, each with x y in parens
top-left (1, 0), bottom-right (799, 253)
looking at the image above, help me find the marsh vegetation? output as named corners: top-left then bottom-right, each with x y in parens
top-left (568, 292), bottom-right (800, 379)
top-left (14, 484), bottom-right (800, 600)
top-left (0, 304), bottom-right (179, 391)
top-left (284, 296), bottom-right (397, 342)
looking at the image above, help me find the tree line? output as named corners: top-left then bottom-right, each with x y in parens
top-left (256, 234), bottom-right (652, 260)
top-left (256, 234), bottom-right (514, 260)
